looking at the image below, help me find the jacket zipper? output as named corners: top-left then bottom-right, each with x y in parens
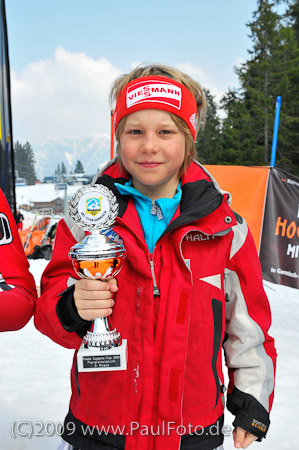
top-left (211, 298), bottom-right (224, 408)
top-left (149, 253), bottom-right (160, 296)
top-left (75, 355), bottom-right (80, 399)
top-left (116, 218), bottom-right (161, 296)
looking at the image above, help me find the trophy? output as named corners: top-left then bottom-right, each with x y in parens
top-left (68, 184), bottom-right (127, 372)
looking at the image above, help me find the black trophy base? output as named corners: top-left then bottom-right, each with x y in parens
top-left (77, 339), bottom-right (127, 372)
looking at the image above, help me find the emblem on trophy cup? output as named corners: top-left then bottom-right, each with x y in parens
top-left (68, 184), bottom-right (127, 372)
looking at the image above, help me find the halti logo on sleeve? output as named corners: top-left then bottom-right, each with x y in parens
top-left (126, 80), bottom-right (182, 110)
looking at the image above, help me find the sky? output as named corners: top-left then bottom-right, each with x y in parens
top-left (5, 0), bottom-right (261, 144)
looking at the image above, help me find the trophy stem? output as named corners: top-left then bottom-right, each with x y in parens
top-left (93, 316), bottom-right (113, 334)
top-left (83, 317), bottom-right (121, 350)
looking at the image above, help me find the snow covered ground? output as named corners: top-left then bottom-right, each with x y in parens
top-left (0, 255), bottom-right (297, 449)
top-left (16, 184), bottom-right (80, 208)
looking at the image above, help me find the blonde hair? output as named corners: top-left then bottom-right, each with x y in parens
top-left (110, 63), bottom-right (206, 175)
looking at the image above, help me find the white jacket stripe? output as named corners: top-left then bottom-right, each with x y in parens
top-left (224, 268), bottom-right (275, 412)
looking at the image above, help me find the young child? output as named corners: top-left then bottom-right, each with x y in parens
top-left (34, 64), bottom-right (276, 450)
top-left (0, 188), bottom-right (36, 331)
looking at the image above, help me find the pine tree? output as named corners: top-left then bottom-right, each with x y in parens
top-left (196, 90), bottom-right (222, 164)
top-left (220, 89), bottom-right (255, 165)
top-left (237, 0), bottom-right (281, 164)
top-left (276, 0), bottom-right (299, 175)
top-left (61, 162), bottom-right (67, 174)
top-left (219, 0), bottom-right (299, 174)
top-left (273, 23), bottom-right (299, 174)
top-left (74, 160), bottom-right (85, 174)
top-left (288, 0), bottom-right (299, 43)
top-left (14, 141), bottom-right (37, 185)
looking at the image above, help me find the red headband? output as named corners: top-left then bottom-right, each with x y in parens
top-left (114, 75), bottom-right (197, 140)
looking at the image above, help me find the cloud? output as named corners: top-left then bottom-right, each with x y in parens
top-left (175, 62), bottom-right (225, 104)
top-left (11, 47), bottom-right (122, 143)
top-left (10, 52), bottom-right (227, 144)
top-left (233, 57), bottom-right (246, 69)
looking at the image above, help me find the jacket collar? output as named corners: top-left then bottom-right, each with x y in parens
top-left (93, 159), bottom-right (236, 235)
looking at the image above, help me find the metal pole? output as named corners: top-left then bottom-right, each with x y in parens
top-left (64, 183), bottom-right (68, 215)
top-left (270, 96), bottom-right (281, 167)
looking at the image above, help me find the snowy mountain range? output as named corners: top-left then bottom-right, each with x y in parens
top-left (32, 134), bottom-right (111, 180)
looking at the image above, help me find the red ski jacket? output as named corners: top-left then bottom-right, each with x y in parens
top-left (35, 161), bottom-right (276, 450)
top-left (0, 189), bottom-right (36, 331)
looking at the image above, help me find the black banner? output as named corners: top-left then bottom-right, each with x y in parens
top-left (260, 167), bottom-right (299, 289)
top-left (0, 0), bottom-right (15, 214)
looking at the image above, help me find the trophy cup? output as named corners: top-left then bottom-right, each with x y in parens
top-left (68, 184), bottom-right (127, 372)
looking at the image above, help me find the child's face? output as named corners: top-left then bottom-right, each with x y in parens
top-left (119, 109), bottom-right (186, 200)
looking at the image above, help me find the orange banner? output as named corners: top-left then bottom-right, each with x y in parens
top-left (205, 165), bottom-right (269, 252)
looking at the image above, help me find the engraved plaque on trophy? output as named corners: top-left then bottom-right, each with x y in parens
top-left (68, 184), bottom-right (127, 372)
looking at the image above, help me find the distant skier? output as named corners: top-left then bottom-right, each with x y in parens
top-left (0, 189), bottom-right (37, 331)
top-left (15, 209), bottom-right (24, 230)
